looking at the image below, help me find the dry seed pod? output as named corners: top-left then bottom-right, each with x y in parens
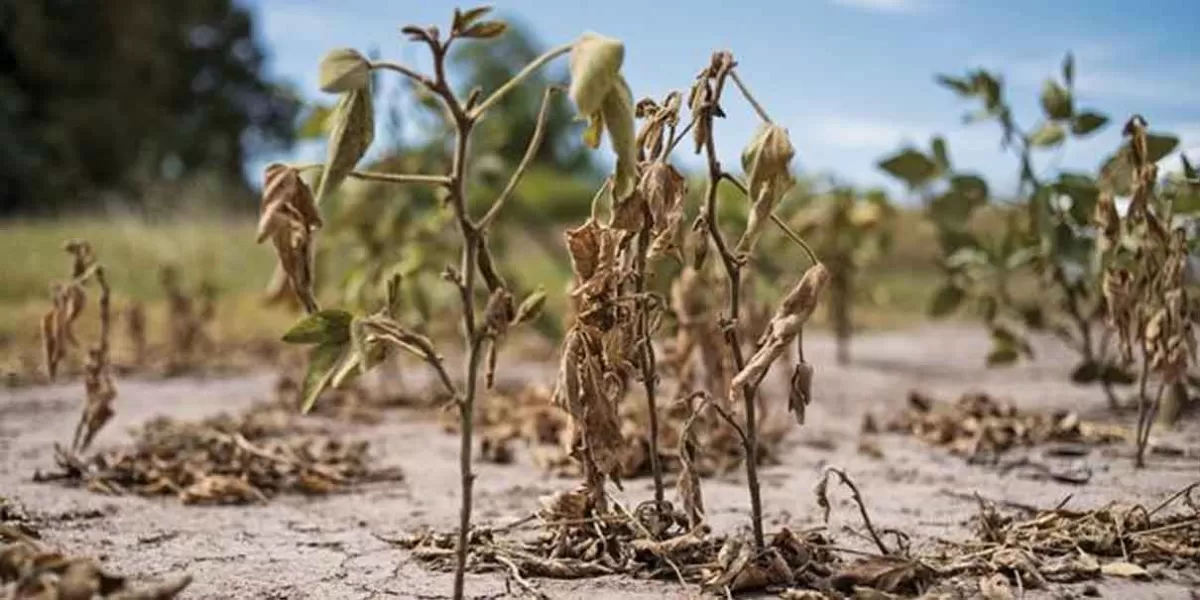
top-left (568, 32), bottom-right (624, 117)
top-left (482, 288), bottom-right (515, 338)
top-left (318, 48), bottom-right (371, 93)
top-left (788, 361), bottom-right (814, 424)
top-left (316, 87), bottom-right (375, 205)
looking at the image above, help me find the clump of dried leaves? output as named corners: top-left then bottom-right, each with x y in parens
top-left (1, 519), bottom-right (191, 599)
top-left (34, 400), bottom-right (402, 505)
top-left (389, 484), bottom-right (849, 597)
top-left (928, 482), bottom-right (1200, 595)
top-left (447, 383), bottom-right (788, 478)
top-left (1096, 116), bottom-right (1199, 467)
top-left (878, 390), bottom-right (1128, 461)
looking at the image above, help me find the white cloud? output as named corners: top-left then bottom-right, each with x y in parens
top-left (830, 0), bottom-right (925, 14)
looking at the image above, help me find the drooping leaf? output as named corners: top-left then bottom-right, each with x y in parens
top-left (282, 309), bottom-right (354, 344)
top-left (1040, 80), bottom-right (1073, 120)
top-left (316, 88), bottom-right (375, 205)
top-left (1029, 122), bottom-right (1066, 147)
top-left (1056, 172), bottom-right (1099, 224)
top-left (1071, 111), bottom-right (1109, 136)
top-left (932, 136), bottom-right (951, 171)
top-left (568, 32), bottom-right (624, 117)
top-left (603, 76), bottom-right (638, 201)
top-left (318, 48), bottom-right (372, 94)
top-left (459, 21), bottom-right (507, 39)
top-left (513, 288), bottom-right (547, 324)
top-left (296, 104), bottom-right (336, 139)
top-left (935, 74), bottom-right (973, 96)
top-left (301, 341), bottom-right (352, 413)
top-left (929, 283), bottom-right (965, 317)
top-left (877, 149), bottom-right (938, 188)
top-left (1145, 132), bottom-right (1181, 163)
top-left (1062, 52), bottom-right (1074, 87)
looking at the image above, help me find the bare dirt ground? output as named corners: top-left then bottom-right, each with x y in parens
top-left (2, 323), bottom-right (1198, 599)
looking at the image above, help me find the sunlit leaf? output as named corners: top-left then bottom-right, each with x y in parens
top-left (1029, 122), bottom-right (1066, 147)
top-left (282, 310), bottom-right (354, 344)
top-left (301, 341), bottom-right (351, 413)
top-left (1040, 80), bottom-right (1072, 120)
top-left (460, 21), bottom-right (507, 39)
top-left (877, 148), bottom-right (938, 188)
top-left (1071, 111), bottom-right (1109, 136)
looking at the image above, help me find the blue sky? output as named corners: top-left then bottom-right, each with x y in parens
top-left (239, 0), bottom-right (1200, 199)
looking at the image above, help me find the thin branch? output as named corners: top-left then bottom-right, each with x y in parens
top-left (469, 43), bottom-right (573, 119)
top-left (770, 214), bottom-right (819, 266)
top-left (729, 70), bottom-right (772, 123)
top-left (293, 164), bottom-right (451, 187)
top-left (370, 60), bottom-right (437, 92)
top-left (819, 467), bottom-right (891, 555)
top-left (479, 86), bottom-right (561, 229)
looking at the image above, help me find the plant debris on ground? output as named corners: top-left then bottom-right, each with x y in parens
top-left (442, 383), bottom-right (790, 479)
top-left (874, 390), bottom-right (1129, 460)
top-left (385, 479), bottom-right (1200, 598)
top-left (1, 519), bottom-right (192, 599)
top-left (32, 399), bottom-right (404, 505)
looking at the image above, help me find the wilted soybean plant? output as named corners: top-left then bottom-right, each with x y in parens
top-left (1096, 116), bottom-right (1199, 467)
top-left (254, 7), bottom-right (641, 598)
top-left (552, 48), bottom-right (828, 551)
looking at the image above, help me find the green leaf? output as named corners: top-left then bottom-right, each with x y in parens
top-left (935, 74), bottom-right (973, 96)
top-left (1029, 122), bottom-right (1066, 147)
top-left (877, 149), bottom-right (938, 188)
top-left (1040, 80), bottom-right (1073, 120)
top-left (970, 71), bottom-right (1003, 110)
top-left (460, 21), bottom-right (507, 39)
top-left (282, 310), bottom-right (354, 344)
top-left (297, 104), bottom-right (335, 140)
top-left (1183, 154), bottom-right (1198, 180)
top-left (318, 48), bottom-right (372, 93)
top-left (951, 174), bottom-right (989, 203)
top-left (1146, 133), bottom-right (1181, 163)
top-left (931, 189), bottom-right (984, 227)
top-left (932, 136), bottom-right (951, 171)
top-left (1071, 111), bottom-right (1109, 136)
top-left (1062, 52), bottom-right (1074, 87)
top-left (453, 6), bottom-right (493, 31)
top-left (300, 341), bottom-right (351, 414)
top-left (1062, 178), bottom-right (1099, 224)
top-left (513, 288), bottom-right (547, 324)
top-left (929, 283), bottom-right (965, 317)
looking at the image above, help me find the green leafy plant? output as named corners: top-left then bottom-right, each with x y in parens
top-left (876, 53), bottom-right (1185, 408)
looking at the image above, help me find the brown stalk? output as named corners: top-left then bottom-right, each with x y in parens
top-left (633, 202), bottom-right (665, 508)
top-left (695, 53), bottom-right (767, 550)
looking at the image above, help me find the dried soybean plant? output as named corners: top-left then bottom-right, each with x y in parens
top-left (256, 7), bottom-right (622, 598)
top-left (1096, 116), bottom-right (1199, 468)
top-left (40, 240), bottom-right (117, 457)
top-left (686, 51), bottom-right (828, 550)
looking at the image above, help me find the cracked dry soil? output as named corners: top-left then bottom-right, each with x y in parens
top-left (2, 324), bottom-right (1199, 599)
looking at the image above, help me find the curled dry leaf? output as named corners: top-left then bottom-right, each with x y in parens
top-left (318, 48), bottom-right (372, 93)
top-left (257, 163), bottom-right (323, 314)
top-left (736, 123), bottom-right (797, 254)
top-left (731, 264), bottom-right (829, 404)
top-left (641, 161), bottom-right (687, 261)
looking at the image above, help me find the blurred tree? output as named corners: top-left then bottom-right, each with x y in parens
top-left (0, 0), bottom-right (300, 215)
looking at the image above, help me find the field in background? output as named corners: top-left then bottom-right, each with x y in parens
top-left (0, 207), bottom-right (945, 380)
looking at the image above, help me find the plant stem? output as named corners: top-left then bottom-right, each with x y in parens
top-left (634, 204), bottom-right (665, 508)
top-left (292, 164), bottom-right (451, 187)
top-left (478, 86), bottom-right (559, 229)
top-left (699, 59), bottom-right (766, 550)
top-left (469, 43), bottom-right (572, 119)
top-left (729, 70), bottom-right (772, 124)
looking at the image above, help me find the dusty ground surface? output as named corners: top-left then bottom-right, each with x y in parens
top-left (2, 323), bottom-right (1198, 599)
